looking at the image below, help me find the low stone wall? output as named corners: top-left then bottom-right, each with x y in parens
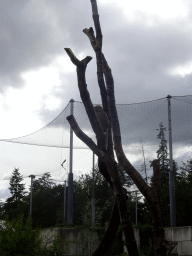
top-left (40, 227), bottom-right (99, 256)
top-left (165, 226), bottom-right (192, 256)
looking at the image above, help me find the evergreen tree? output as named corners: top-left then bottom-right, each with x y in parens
top-left (2, 168), bottom-right (27, 220)
top-left (180, 158), bottom-right (192, 184)
top-left (155, 122), bottom-right (180, 226)
top-left (9, 168), bottom-right (26, 203)
top-left (156, 122), bottom-right (169, 184)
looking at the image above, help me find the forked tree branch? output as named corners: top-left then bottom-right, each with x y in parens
top-left (65, 0), bottom-right (166, 254)
top-left (64, 48), bottom-right (106, 145)
top-left (83, 27), bottom-right (108, 115)
top-left (83, 26), bottom-right (113, 157)
top-left (64, 48), bottom-right (82, 66)
top-left (83, 4), bottom-right (155, 201)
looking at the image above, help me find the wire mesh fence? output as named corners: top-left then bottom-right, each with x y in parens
top-left (1, 95), bottom-right (192, 185)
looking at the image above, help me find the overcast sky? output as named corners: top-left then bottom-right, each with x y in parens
top-left (1, 0), bottom-right (192, 201)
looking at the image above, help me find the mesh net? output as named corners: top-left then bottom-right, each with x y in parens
top-left (1, 95), bottom-right (192, 183)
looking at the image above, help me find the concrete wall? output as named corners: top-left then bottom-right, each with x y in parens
top-left (165, 226), bottom-right (192, 256)
top-left (40, 226), bottom-right (192, 256)
top-left (40, 227), bottom-right (99, 256)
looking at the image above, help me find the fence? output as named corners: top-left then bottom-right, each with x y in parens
top-left (1, 95), bottom-right (192, 178)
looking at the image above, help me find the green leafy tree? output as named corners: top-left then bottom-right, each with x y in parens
top-left (0, 214), bottom-right (65, 256)
top-left (0, 215), bottom-right (40, 256)
top-left (73, 168), bottom-right (113, 227)
top-left (29, 173), bottom-right (63, 228)
top-left (32, 184), bottom-right (64, 228)
top-left (73, 165), bottom-right (133, 227)
top-left (175, 159), bottom-right (192, 226)
top-left (32, 172), bottom-right (55, 193)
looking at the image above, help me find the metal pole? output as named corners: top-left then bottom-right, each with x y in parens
top-left (92, 152), bottom-right (95, 226)
top-left (63, 180), bottom-right (66, 224)
top-left (167, 95), bottom-right (176, 226)
top-left (67, 99), bottom-right (74, 224)
top-left (135, 191), bottom-right (138, 225)
top-left (29, 174), bottom-right (35, 216)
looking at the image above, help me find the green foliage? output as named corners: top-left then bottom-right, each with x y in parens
top-left (32, 172), bottom-right (55, 193)
top-left (0, 214), bottom-right (40, 256)
top-left (4, 154), bottom-right (192, 253)
top-left (32, 184), bottom-right (64, 228)
top-left (9, 168), bottom-right (26, 203)
top-left (2, 168), bottom-right (28, 220)
top-left (0, 214), bottom-right (65, 256)
top-left (39, 234), bottom-right (65, 256)
top-left (73, 167), bottom-right (114, 227)
top-left (156, 122), bottom-right (170, 185)
top-left (73, 165), bottom-right (134, 228)
top-left (174, 160), bottom-right (192, 226)
top-left (137, 225), bottom-right (153, 256)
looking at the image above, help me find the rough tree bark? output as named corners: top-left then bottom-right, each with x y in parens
top-left (65, 0), bottom-right (166, 255)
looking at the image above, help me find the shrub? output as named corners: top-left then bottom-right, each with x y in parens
top-left (0, 214), bottom-right (64, 256)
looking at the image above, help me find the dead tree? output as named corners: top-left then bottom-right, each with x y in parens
top-left (65, 0), bottom-right (166, 255)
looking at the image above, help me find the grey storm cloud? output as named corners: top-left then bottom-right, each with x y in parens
top-left (1, 0), bottom-right (192, 134)
top-left (0, 0), bottom-right (92, 92)
top-left (1, 0), bottom-right (192, 98)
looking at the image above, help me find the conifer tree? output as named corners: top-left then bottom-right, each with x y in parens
top-left (9, 168), bottom-right (26, 203)
top-left (156, 122), bottom-right (169, 184)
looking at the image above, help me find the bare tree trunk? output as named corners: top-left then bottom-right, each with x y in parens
top-left (67, 115), bottom-right (139, 256)
top-left (64, 0), bottom-right (167, 255)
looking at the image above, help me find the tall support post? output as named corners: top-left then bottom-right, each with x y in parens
top-left (67, 99), bottom-right (74, 224)
top-left (29, 174), bottom-right (35, 216)
top-left (92, 152), bottom-right (95, 226)
top-left (167, 95), bottom-right (176, 226)
top-left (63, 180), bottom-right (67, 224)
top-left (135, 191), bottom-right (138, 225)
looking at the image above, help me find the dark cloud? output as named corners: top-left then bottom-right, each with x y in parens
top-left (1, 0), bottom-right (192, 134)
top-left (0, 0), bottom-right (93, 93)
top-left (1, 0), bottom-right (192, 109)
